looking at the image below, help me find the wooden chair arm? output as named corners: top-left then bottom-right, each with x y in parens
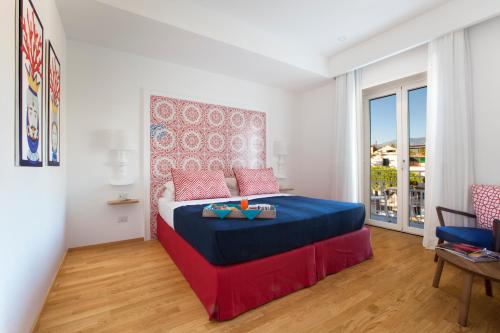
top-left (436, 206), bottom-right (477, 227)
top-left (494, 219), bottom-right (500, 252)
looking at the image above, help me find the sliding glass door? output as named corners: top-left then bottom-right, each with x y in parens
top-left (406, 87), bottom-right (427, 230)
top-left (368, 94), bottom-right (399, 226)
top-left (364, 75), bottom-right (427, 235)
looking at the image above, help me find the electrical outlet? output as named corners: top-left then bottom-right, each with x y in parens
top-left (117, 216), bottom-right (128, 223)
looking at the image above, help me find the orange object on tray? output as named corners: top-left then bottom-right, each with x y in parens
top-left (240, 198), bottom-right (248, 210)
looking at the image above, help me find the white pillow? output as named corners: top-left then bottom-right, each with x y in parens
top-left (162, 181), bottom-right (175, 201)
top-left (226, 177), bottom-right (239, 196)
top-left (225, 177), bottom-right (237, 190)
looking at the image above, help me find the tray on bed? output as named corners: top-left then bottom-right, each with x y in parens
top-left (202, 203), bottom-right (276, 220)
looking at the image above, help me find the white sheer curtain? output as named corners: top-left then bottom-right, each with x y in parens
top-left (331, 70), bottom-right (364, 203)
top-left (423, 29), bottom-right (475, 249)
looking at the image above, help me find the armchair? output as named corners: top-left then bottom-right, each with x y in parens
top-left (434, 185), bottom-right (500, 262)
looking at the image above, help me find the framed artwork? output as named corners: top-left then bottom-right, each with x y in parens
top-left (47, 41), bottom-right (61, 166)
top-left (16, 0), bottom-right (44, 166)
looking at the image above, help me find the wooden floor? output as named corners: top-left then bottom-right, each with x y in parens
top-left (35, 227), bottom-right (500, 333)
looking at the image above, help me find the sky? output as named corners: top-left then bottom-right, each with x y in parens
top-left (370, 87), bottom-right (427, 145)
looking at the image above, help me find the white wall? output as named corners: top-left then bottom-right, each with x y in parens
top-left (0, 1), bottom-right (67, 332)
top-left (66, 40), bottom-right (295, 247)
top-left (361, 22), bottom-right (500, 185)
top-left (293, 14), bottom-right (500, 200)
top-left (328, 0), bottom-right (500, 77)
top-left (361, 45), bottom-right (427, 89)
top-left (358, 19), bottom-right (500, 186)
top-left (469, 16), bottom-right (500, 185)
top-left (290, 47), bottom-right (426, 199)
top-left (289, 81), bottom-right (336, 199)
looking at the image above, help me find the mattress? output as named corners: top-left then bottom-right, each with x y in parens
top-left (172, 195), bottom-right (366, 266)
top-left (158, 193), bottom-right (289, 229)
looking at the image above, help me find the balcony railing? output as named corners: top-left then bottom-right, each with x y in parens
top-left (370, 174), bottom-right (425, 228)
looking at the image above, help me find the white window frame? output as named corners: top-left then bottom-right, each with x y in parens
top-left (363, 73), bottom-right (427, 236)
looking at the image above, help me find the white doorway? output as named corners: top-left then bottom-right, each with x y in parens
top-left (363, 74), bottom-right (427, 235)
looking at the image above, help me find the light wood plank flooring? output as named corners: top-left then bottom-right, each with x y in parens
top-left (35, 227), bottom-right (500, 332)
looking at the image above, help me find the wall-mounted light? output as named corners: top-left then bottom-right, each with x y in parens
top-left (273, 140), bottom-right (288, 179)
top-left (108, 130), bottom-right (134, 186)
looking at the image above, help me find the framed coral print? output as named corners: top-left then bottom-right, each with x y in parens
top-left (16, 0), bottom-right (44, 166)
top-left (47, 41), bottom-right (61, 166)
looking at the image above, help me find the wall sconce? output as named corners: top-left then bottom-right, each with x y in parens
top-left (108, 130), bottom-right (134, 186)
top-left (273, 140), bottom-right (288, 178)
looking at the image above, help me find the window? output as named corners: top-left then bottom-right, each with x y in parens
top-left (363, 74), bottom-right (427, 235)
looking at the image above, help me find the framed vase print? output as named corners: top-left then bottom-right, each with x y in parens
top-left (16, 0), bottom-right (44, 166)
top-left (47, 41), bottom-right (61, 166)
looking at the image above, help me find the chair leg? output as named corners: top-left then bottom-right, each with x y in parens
top-left (434, 239), bottom-right (444, 262)
top-left (433, 257), bottom-right (445, 288)
top-left (459, 272), bottom-right (474, 327)
top-left (485, 279), bottom-right (493, 297)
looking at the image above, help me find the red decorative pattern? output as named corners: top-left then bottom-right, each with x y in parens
top-left (49, 57), bottom-right (61, 106)
top-left (21, 6), bottom-right (43, 87)
top-left (172, 169), bottom-right (231, 201)
top-left (149, 95), bottom-right (266, 238)
top-left (472, 184), bottom-right (500, 230)
top-left (234, 168), bottom-right (279, 196)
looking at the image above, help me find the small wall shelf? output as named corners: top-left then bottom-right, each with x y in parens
top-left (107, 199), bottom-right (140, 205)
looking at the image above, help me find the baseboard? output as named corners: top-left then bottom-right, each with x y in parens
top-left (31, 248), bottom-right (68, 333)
top-left (68, 237), bottom-right (145, 251)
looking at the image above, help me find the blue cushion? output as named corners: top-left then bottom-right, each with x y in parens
top-left (436, 226), bottom-right (493, 249)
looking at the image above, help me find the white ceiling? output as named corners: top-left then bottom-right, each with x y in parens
top-left (56, 0), bottom-right (328, 90)
top-left (184, 0), bottom-right (449, 57)
top-left (56, 0), bottom-right (499, 90)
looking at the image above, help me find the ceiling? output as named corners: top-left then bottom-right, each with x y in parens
top-left (183, 0), bottom-right (449, 57)
top-left (56, 0), bottom-right (328, 90)
top-left (56, 0), bottom-right (498, 91)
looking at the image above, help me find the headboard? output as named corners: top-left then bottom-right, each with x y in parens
top-left (147, 94), bottom-right (266, 238)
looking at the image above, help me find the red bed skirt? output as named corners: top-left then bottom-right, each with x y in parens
top-left (157, 215), bottom-right (373, 321)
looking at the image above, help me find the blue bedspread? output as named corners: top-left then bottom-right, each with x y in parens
top-left (173, 196), bottom-right (365, 266)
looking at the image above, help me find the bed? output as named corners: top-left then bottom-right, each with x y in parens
top-left (156, 194), bottom-right (373, 321)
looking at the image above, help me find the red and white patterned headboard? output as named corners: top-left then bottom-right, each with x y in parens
top-left (148, 95), bottom-right (266, 238)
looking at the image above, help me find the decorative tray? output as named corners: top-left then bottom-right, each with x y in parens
top-left (202, 203), bottom-right (276, 220)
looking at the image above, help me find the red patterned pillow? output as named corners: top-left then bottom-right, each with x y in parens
top-left (171, 169), bottom-right (231, 201)
top-left (472, 184), bottom-right (500, 229)
top-left (234, 168), bottom-right (280, 196)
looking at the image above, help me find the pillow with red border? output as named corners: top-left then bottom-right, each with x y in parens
top-left (233, 167), bottom-right (280, 196)
top-left (472, 184), bottom-right (500, 230)
top-left (171, 169), bottom-right (231, 201)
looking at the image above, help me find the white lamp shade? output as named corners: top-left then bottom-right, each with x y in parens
top-left (108, 130), bottom-right (134, 185)
top-left (273, 140), bottom-right (288, 156)
top-left (109, 129), bottom-right (134, 150)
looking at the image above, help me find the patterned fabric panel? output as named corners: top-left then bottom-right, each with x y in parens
top-left (472, 184), bottom-right (500, 230)
top-left (234, 168), bottom-right (280, 196)
top-left (172, 169), bottom-right (231, 201)
top-left (149, 95), bottom-right (266, 238)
